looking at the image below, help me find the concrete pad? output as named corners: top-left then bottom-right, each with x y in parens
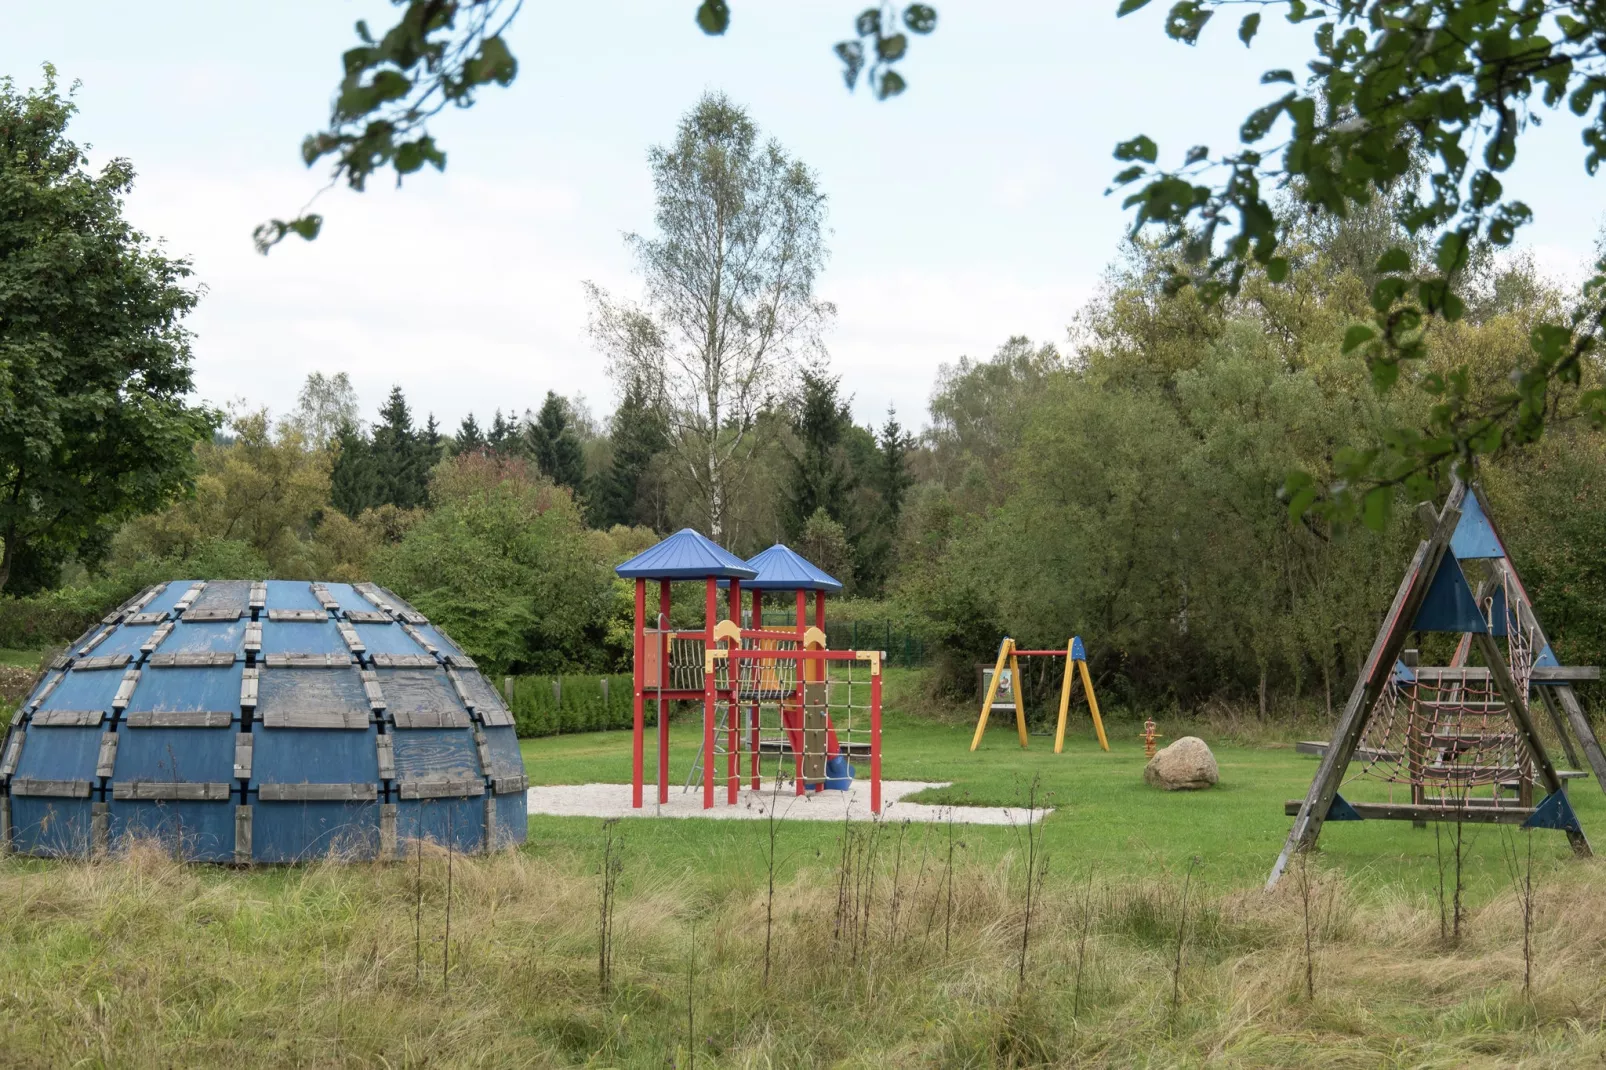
top-left (525, 780), bottom-right (1049, 825)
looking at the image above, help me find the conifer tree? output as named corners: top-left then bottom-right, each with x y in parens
top-left (526, 391), bottom-right (586, 491)
top-left (453, 413), bottom-right (485, 454)
top-left (592, 377), bottom-right (668, 529)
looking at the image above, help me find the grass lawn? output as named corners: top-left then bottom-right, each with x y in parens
top-left (0, 647), bottom-right (42, 668)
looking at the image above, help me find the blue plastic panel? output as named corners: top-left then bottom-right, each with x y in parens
top-left (9, 798), bottom-right (95, 857)
top-left (145, 581), bottom-right (200, 617)
top-left (1451, 493), bottom-right (1506, 560)
top-left (110, 801), bottom-right (236, 862)
top-left (455, 670), bottom-right (512, 723)
top-left (356, 622), bottom-right (433, 657)
top-left (21, 670), bottom-right (64, 710)
top-left (251, 723), bottom-right (379, 787)
top-left (259, 621), bottom-right (346, 657)
top-left (735, 543), bottom-right (843, 592)
top-left (33, 670), bottom-right (122, 716)
top-left (489, 792), bottom-right (527, 849)
top-left (615, 528), bottom-right (758, 580)
top-left (160, 620), bottom-right (247, 657)
top-left (263, 580), bottom-right (322, 613)
top-left (252, 801), bottom-right (380, 863)
top-left (395, 797), bottom-right (484, 854)
top-left (323, 582), bottom-right (378, 612)
top-left (125, 665), bottom-right (244, 716)
top-left (414, 624), bottom-right (464, 657)
top-left (188, 580), bottom-right (251, 617)
top-left (93, 624), bottom-right (161, 659)
top-left (12, 724), bottom-right (102, 782)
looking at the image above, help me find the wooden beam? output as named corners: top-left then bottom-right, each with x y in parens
top-left (1412, 665), bottom-right (1600, 682)
top-left (1282, 799), bottom-right (1536, 824)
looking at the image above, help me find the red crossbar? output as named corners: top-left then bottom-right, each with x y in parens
top-left (1012, 650), bottom-right (1069, 657)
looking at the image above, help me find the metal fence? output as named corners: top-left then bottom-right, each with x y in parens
top-left (757, 612), bottom-right (928, 667)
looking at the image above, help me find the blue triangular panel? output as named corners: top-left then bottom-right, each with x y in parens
top-left (735, 544), bottom-right (843, 592)
top-left (1327, 793), bottom-right (1364, 821)
top-left (1392, 659), bottom-right (1417, 684)
top-left (1413, 554), bottom-right (1488, 633)
top-left (1451, 493), bottom-right (1506, 559)
top-left (615, 529), bottom-right (759, 581)
top-left (1523, 790), bottom-right (1582, 833)
top-left (1070, 636), bottom-right (1086, 661)
top-left (1535, 642), bottom-right (1560, 668)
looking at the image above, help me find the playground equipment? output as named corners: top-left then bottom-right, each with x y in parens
top-left (970, 636), bottom-right (1108, 753)
top-left (0, 580), bottom-right (527, 863)
top-left (616, 532), bottom-right (883, 813)
top-left (1269, 480), bottom-right (1602, 888)
top-left (1141, 720), bottom-right (1163, 759)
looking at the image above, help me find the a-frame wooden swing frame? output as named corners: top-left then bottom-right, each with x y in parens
top-left (1268, 480), bottom-right (1599, 889)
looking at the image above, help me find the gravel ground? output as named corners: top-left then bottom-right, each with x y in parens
top-left (524, 780), bottom-right (1049, 825)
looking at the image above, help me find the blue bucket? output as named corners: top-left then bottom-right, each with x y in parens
top-left (823, 754), bottom-right (854, 791)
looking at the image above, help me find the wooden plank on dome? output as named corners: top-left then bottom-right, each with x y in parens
top-left (257, 782), bottom-right (377, 802)
top-left (29, 710), bottom-right (105, 727)
top-left (124, 710), bottom-right (233, 728)
top-left (10, 778), bottom-right (93, 798)
top-left (267, 609), bottom-right (327, 623)
top-left (74, 654), bottom-right (132, 672)
top-left (112, 781), bottom-right (232, 801)
top-left (397, 777), bottom-right (485, 799)
top-left (261, 709), bottom-right (370, 730)
top-left (148, 652), bottom-right (237, 669)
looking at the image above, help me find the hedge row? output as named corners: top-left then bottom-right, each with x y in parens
top-left (506, 674), bottom-right (635, 737)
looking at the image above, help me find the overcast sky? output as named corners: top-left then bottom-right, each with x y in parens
top-left (5, 2), bottom-right (1602, 431)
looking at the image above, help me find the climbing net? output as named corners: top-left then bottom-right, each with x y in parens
top-left (1347, 567), bottom-right (1538, 804)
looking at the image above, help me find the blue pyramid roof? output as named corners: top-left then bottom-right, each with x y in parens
top-left (736, 543), bottom-right (843, 592)
top-left (1451, 492), bottom-right (1506, 560)
top-left (614, 529), bottom-right (758, 581)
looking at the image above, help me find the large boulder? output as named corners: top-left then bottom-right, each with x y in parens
top-left (1143, 736), bottom-right (1218, 791)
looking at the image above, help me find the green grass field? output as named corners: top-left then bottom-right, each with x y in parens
top-left (4, 666), bottom-right (1606, 1066)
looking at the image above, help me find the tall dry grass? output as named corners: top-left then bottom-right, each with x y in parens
top-left (1, 834), bottom-right (1606, 1067)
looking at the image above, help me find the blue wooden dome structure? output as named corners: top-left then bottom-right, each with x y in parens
top-left (0, 580), bottom-right (527, 863)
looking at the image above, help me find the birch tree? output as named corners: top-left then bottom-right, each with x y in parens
top-left (587, 92), bottom-right (831, 542)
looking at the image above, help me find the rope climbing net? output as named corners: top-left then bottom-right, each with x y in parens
top-left (1348, 568), bottom-right (1538, 805)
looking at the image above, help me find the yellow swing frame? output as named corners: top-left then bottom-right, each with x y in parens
top-left (968, 636), bottom-right (1109, 753)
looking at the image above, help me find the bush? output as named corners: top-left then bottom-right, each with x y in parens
top-left (506, 674), bottom-right (634, 737)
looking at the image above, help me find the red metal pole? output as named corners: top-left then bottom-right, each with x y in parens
top-left (703, 576), bottom-right (717, 809)
top-left (814, 589), bottom-right (825, 631)
top-left (632, 578), bottom-right (645, 809)
top-left (794, 588), bottom-right (806, 796)
top-left (750, 589), bottom-right (762, 789)
top-left (657, 580), bottom-right (671, 804)
top-left (726, 582), bottom-right (740, 805)
top-left (871, 660), bottom-right (883, 815)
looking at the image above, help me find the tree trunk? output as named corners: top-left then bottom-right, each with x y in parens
top-left (0, 526), bottom-right (15, 596)
top-left (1258, 666), bottom-right (1268, 721)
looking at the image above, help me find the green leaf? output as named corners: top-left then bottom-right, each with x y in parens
top-left (1260, 69), bottom-right (1294, 83)
top-left (1116, 0), bottom-right (1155, 14)
top-left (1238, 12), bottom-right (1260, 45)
top-left (877, 70), bottom-right (907, 100)
top-left (1342, 324), bottom-right (1376, 353)
top-left (695, 0), bottom-right (730, 34)
top-left (1114, 135), bottom-right (1158, 163)
top-left (1374, 247), bottom-right (1410, 274)
top-left (1361, 486), bottom-right (1390, 532)
top-left (903, 4), bottom-right (938, 33)
top-left (856, 8), bottom-right (882, 36)
top-left (288, 214), bottom-right (323, 240)
top-left (1434, 231), bottom-right (1468, 274)
top-left (877, 33), bottom-right (908, 61)
top-left (1265, 256), bottom-right (1288, 282)
top-left (464, 35), bottom-right (517, 87)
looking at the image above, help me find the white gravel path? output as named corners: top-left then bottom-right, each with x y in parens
top-left (524, 780), bottom-right (1048, 825)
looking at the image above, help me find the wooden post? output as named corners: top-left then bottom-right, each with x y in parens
top-left (1008, 647), bottom-right (1029, 748)
top-left (658, 581), bottom-right (672, 805)
top-left (1054, 641), bottom-right (1075, 754)
top-left (1268, 484), bottom-right (1467, 889)
top-left (632, 578), bottom-right (646, 809)
top-left (1078, 657), bottom-right (1109, 751)
top-left (703, 577), bottom-right (717, 809)
top-left (970, 639), bottom-right (1013, 751)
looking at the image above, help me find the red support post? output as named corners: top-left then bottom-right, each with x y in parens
top-left (703, 576), bottom-right (717, 809)
top-left (727, 578), bottom-right (741, 804)
top-left (794, 588), bottom-right (807, 795)
top-left (657, 580), bottom-right (671, 804)
top-left (632, 578), bottom-right (646, 808)
top-left (750, 589), bottom-right (762, 789)
top-left (815, 589), bottom-right (825, 631)
top-left (871, 661), bottom-right (883, 815)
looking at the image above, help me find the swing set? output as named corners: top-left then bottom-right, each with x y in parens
top-left (969, 636), bottom-right (1109, 753)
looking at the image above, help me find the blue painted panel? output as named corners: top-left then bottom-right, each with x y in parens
top-left (414, 624), bottom-right (463, 657)
top-left (161, 620), bottom-right (247, 657)
top-left (378, 669), bottom-right (466, 721)
top-left (490, 792), bottom-right (528, 849)
top-left (323, 582), bottom-right (376, 612)
top-left (356, 622), bottom-right (432, 657)
top-left (1412, 555), bottom-right (1486, 633)
top-left (371, 585), bottom-right (424, 618)
top-left (189, 580), bottom-right (251, 616)
top-left (1536, 642), bottom-right (1560, 668)
top-left (252, 800), bottom-right (380, 862)
top-left (146, 581), bottom-right (201, 616)
top-left (615, 528), bottom-right (757, 580)
top-left (263, 580), bottom-right (322, 613)
top-left (455, 670), bottom-right (510, 721)
top-left (251, 722), bottom-right (379, 786)
top-left (110, 801), bottom-right (236, 862)
top-left (480, 725), bottom-right (524, 781)
top-left (1451, 493), bottom-right (1506, 560)
top-left (9, 798), bottom-right (95, 857)
top-left (114, 725), bottom-right (235, 783)
top-left (396, 797), bottom-right (484, 853)
top-left (259, 620), bottom-right (345, 657)
top-left (1486, 587), bottom-right (1511, 638)
top-left (1392, 659), bottom-right (1417, 684)
top-left (94, 624), bottom-right (160, 659)
top-left (125, 665), bottom-right (243, 715)
top-left (733, 543), bottom-right (843, 592)
top-left (21, 670), bottom-right (63, 710)
top-left (256, 668), bottom-right (370, 723)
top-left (35, 670), bottom-right (122, 714)
top-left (391, 728), bottom-right (481, 783)
top-left (15, 725), bottom-right (103, 781)
top-left (1070, 636), bottom-right (1086, 661)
